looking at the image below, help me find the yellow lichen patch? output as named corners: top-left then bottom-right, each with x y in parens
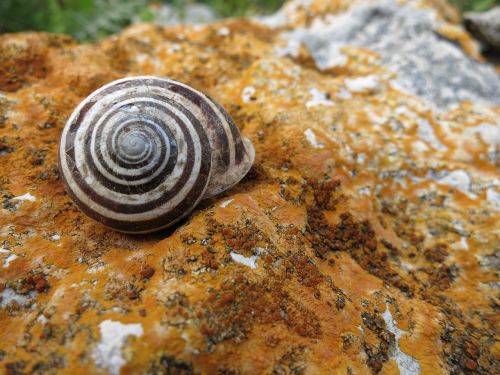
top-left (437, 24), bottom-right (483, 61)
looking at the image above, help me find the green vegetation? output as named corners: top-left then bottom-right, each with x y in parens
top-left (194, 0), bottom-right (284, 17)
top-left (0, 0), bottom-right (498, 41)
top-left (0, 0), bottom-right (152, 41)
top-left (0, 0), bottom-right (285, 41)
top-left (450, 0), bottom-right (498, 12)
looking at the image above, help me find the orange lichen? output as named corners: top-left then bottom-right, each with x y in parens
top-left (0, 0), bottom-right (498, 374)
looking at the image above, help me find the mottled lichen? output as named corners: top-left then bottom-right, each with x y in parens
top-left (0, 0), bottom-right (499, 374)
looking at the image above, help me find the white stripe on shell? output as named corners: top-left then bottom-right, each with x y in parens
top-left (164, 79), bottom-right (236, 169)
top-left (116, 76), bottom-right (237, 168)
top-left (111, 121), bottom-right (156, 163)
top-left (78, 97), bottom-right (186, 193)
top-left (61, 124), bottom-right (202, 222)
top-left (93, 101), bottom-right (172, 182)
top-left (61, 117), bottom-right (204, 223)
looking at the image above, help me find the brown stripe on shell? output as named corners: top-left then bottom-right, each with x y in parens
top-left (69, 77), bottom-right (233, 170)
top-left (60, 159), bottom-right (210, 233)
top-left (84, 102), bottom-right (180, 194)
top-left (64, 100), bottom-right (209, 213)
top-left (153, 79), bottom-right (232, 169)
top-left (205, 95), bottom-right (245, 164)
top-left (105, 120), bottom-right (171, 170)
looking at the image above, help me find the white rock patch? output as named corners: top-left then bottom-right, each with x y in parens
top-left (435, 170), bottom-right (476, 199)
top-left (306, 88), bottom-right (334, 108)
top-left (357, 186), bottom-right (371, 195)
top-left (255, 247), bottom-right (267, 255)
top-left (304, 128), bottom-right (324, 149)
top-left (274, 39), bottom-right (301, 58)
top-left (230, 252), bottom-right (258, 269)
top-left (93, 320), bottom-right (144, 375)
top-left (217, 27), bottom-right (230, 36)
top-left (0, 288), bottom-right (36, 307)
top-left (12, 193), bottom-right (36, 202)
top-left (345, 75), bottom-right (380, 93)
top-left (356, 153), bottom-right (367, 164)
top-left (336, 87), bottom-right (352, 99)
top-left (394, 105), bottom-right (416, 118)
top-left (416, 119), bottom-right (447, 151)
top-left (460, 237), bottom-right (469, 250)
top-left (486, 188), bottom-right (500, 209)
top-left (382, 305), bottom-right (421, 375)
top-left (219, 199), bottom-right (234, 208)
top-left (465, 123), bottom-right (500, 163)
top-left (168, 43), bottom-right (181, 53)
top-left (3, 253), bottom-right (17, 268)
top-left (283, 14), bottom-right (348, 69)
top-left (466, 123), bottom-right (500, 145)
top-left (87, 262), bottom-right (106, 274)
top-left (242, 86), bottom-right (256, 103)
top-left (37, 314), bottom-right (49, 324)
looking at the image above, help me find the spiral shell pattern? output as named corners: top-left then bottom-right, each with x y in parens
top-left (59, 76), bottom-right (254, 233)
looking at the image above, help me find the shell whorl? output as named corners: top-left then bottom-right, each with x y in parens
top-left (59, 76), bottom-right (254, 233)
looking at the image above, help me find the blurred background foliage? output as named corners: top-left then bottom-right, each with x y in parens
top-left (450, 0), bottom-right (498, 11)
top-left (0, 0), bottom-right (498, 41)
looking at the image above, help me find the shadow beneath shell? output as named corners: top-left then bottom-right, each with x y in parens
top-left (130, 216), bottom-right (191, 241)
top-left (120, 166), bottom-right (263, 241)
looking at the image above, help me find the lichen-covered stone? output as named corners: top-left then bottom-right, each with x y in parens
top-left (280, 0), bottom-right (500, 107)
top-left (465, 7), bottom-right (500, 52)
top-left (0, 1), bottom-right (498, 374)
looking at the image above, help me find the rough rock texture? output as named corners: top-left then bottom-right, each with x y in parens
top-left (465, 7), bottom-right (500, 52)
top-left (280, 0), bottom-right (500, 108)
top-left (0, 0), bottom-right (499, 374)
top-left (148, 3), bottom-right (219, 26)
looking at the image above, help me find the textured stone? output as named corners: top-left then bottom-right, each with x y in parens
top-left (281, 0), bottom-right (500, 108)
top-left (465, 7), bottom-right (500, 52)
top-left (148, 3), bottom-right (219, 26)
top-left (0, 1), bottom-right (498, 374)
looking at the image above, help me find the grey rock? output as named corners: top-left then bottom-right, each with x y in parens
top-left (282, 0), bottom-right (500, 108)
top-left (465, 7), bottom-right (500, 51)
top-left (150, 4), bottom-right (219, 26)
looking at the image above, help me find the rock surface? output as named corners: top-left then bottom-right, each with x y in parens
top-left (281, 0), bottom-right (500, 108)
top-left (465, 6), bottom-right (500, 52)
top-left (0, 0), bottom-right (499, 374)
top-left (147, 3), bottom-right (219, 26)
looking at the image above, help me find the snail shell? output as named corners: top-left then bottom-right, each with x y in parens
top-left (59, 76), bottom-right (254, 233)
